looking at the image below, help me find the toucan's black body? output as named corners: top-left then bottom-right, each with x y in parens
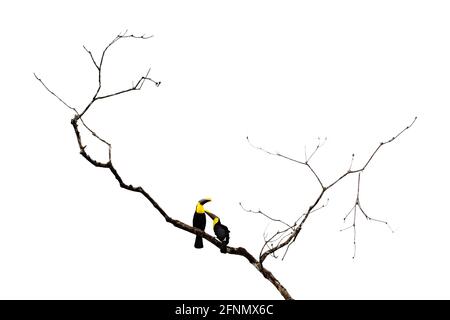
top-left (193, 213), bottom-right (206, 248)
top-left (206, 210), bottom-right (230, 253)
top-left (193, 199), bottom-right (210, 248)
top-left (214, 221), bottom-right (230, 253)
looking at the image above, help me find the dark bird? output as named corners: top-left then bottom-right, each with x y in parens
top-left (193, 198), bottom-right (211, 248)
top-left (206, 210), bottom-right (230, 253)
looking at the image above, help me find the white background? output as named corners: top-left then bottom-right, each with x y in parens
top-left (1, 1), bottom-right (449, 299)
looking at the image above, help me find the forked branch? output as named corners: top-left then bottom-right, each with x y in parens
top-left (246, 117), bottom-right (416, 263)
top-left (35, 32), bottom-right (292, 300)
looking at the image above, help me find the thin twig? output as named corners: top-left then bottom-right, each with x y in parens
top-left (83, 45), bottom-right (99, 70)
top-left (34, 73), bottom-right (79, 114)
top-left (348, 153), bottom-right (355, 171)
top-left (306, 137), bottom-right (327, 163)
top-left (247, 136), bottom-right (325, 189)
top-left (239, 202), bottom-right (292, 229)
top-left (326, 116), bottom-right (418, 190)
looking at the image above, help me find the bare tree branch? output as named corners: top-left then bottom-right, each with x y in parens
top-left (326, 116), bottom-right (417, 190)
top-left (239, 202), bottom-right (292, 229)
top-left (34, 72), bottom-right (112, 161)
top-left (246, 136), bottom-right (325, 189)
top-left (79, 31), bottom-right (159, 118)
top-left (83, 45), bottom-right (99, 70)
top-left (33, 73), bottom-right (78, 114)
top-left (340, 172), bottom-right (394, 259)
top-left (252, 117), bottom-right (416, 263)
top-left (241, 198), bottom-right (328, 262)
top-left (305, 137), bottom-right (327, 163)
top-left (35, 32), bottom-right (416, 300)
top-left (35, 33), bottom-right (293, 300)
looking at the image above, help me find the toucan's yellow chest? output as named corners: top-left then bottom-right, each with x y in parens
top-left (195, 203), bottom-right (205, 214)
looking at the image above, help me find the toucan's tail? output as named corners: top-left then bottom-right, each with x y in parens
top-left (194, 235), bottom-right (203, 249)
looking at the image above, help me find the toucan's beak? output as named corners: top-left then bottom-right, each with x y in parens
top-left (198, 198), bottom-right (212, 205)
top-left (205, 210), bottom-right (216, 220)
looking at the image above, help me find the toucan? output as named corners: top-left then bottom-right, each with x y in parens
top-left (205, 210), bottom-right (230, 253)
top-left (193, 198), bottom-right (211, 248)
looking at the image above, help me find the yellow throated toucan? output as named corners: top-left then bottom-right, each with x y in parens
top-left (193, 198), bottom-right (211, 248)
top-left (206, 210), bottom-right (230, 253)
